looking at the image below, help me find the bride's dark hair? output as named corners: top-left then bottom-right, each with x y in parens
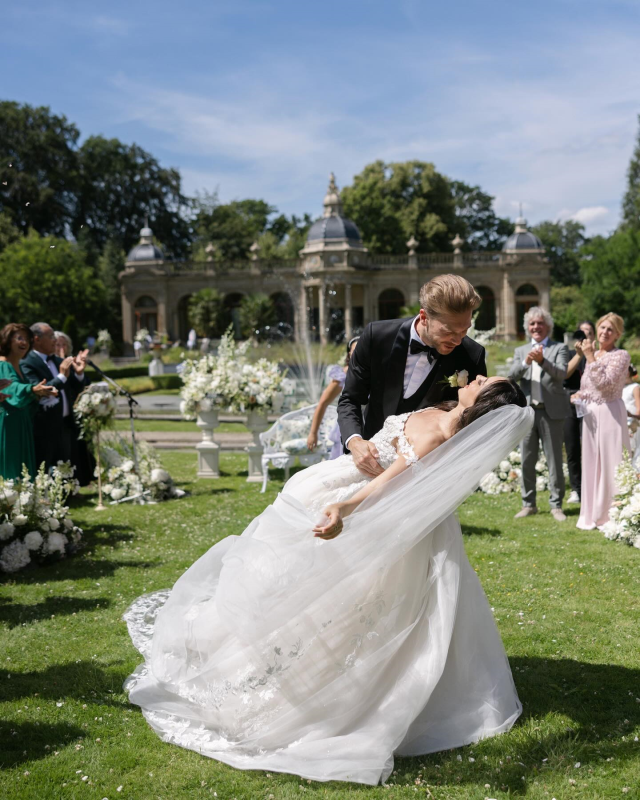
top-left (455, 379), bottom-right (526, 433)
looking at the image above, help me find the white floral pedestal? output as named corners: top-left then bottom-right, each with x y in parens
top-left (245, 410), bottom-right (270, 483)
top-left (196, 409), bottom-right (220, 478)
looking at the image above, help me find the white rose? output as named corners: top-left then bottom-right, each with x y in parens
top-left (499, 461), bottom-right (511, 472)
top-left (150, 468), bottom-right (170, 484)
top-left (0, 539), bottom-right (31, 572)
top-left (457, 369), bottom-right (469, 388)
top-left (44, 531), bottom-right (68, 555)
top-left (0, 521), bottom-right (15, 540)
top-left (48, 517), bottom-right (60, 531)
top-left (63, 518), bottom-right (74, 530)
top-left (121, 460), bottom-right (134, 473)
top-left (24, 530), bottom-right (44, 550)
top-left (111, 487), bottom-right (126, 501)
top-left (12, 514), bottom-right (28, 527)
top-left (103, 484), bottom-right (114, 496)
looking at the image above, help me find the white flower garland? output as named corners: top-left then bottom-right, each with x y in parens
top-left (100, 438), bottom-right (184, 503)
top-left (478, 450), bottom-right (568, 495)
top-left (0, 463), bottom-right (82, 573)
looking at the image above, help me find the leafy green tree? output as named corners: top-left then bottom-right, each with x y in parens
top-left (0, 210), bottom-right (21, 252)
top-left (341, 160), bottom-right (455, 253)
top-left (530, 220), bottom-right (587, 286)
top-left (622, 114), bottom-right (640, 230)
top-left (550, 285), bottom-right (591, 339)
top-left (192, 195), bottom-right (276, 261)
top-left (0, 233), bottom-right (108, 343)
top-left (75, 136), bottom-right (192, 257)
top-left (580, 229), bottom-right (640, 334)
top-left (97, 239), bottom-right (126, 343)
top-left (450, 181), bottom-right (513, 250)
top-left (238, 294), bottom-right (276, 342)
top-left (0, 101), bottom-right (79, 237)
top-left (188, 288), bottom-right (224, 337)
top-left (256, 213), bottom-right (313, 259)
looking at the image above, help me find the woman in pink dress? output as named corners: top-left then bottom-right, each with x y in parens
top-left (572, 313), bottom-right (630, 530)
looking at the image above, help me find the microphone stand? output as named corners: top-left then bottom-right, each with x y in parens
top-left (87, 359), bottom-right (145, 505)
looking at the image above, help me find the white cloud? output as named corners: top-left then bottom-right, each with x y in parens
top-left (558, 206), bottom-right (611, 226)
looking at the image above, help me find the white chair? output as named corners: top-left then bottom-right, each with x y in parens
top-left (259, 404), bottom-right (338, 492)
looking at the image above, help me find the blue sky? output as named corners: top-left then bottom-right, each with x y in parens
top-left (3, 0), bottom-right (640, 236)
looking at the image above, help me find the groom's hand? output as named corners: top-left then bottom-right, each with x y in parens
top-left (348, 437), bottom-right (383, 478)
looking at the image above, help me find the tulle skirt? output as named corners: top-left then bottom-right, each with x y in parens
top-left (124, 451), bottom-right (522, 784)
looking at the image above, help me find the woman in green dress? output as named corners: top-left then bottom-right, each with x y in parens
top-left (0, 323), bottom-right (58, 480)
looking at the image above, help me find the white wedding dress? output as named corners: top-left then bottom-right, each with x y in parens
top-left (124, 405), bottom-right (533, 785)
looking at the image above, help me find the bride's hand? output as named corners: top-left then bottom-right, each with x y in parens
top-left (312, 504), bottom-right (343, 540)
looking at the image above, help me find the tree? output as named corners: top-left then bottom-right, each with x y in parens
top-left (0, 210), bottom-right (21, 253)
top-left (530, 220), bottom-right (587, 286)
top-left (580, 229), bottom-right (640, 334)
top-left (256, 213), bottom-right (313, 259)
top-left (341, 160), bottom-right (455, 254)
top-left (0, 233), bottom-right (108, 344)
top-left (238, 294), bottom-right (277, 342)
top-left (550, 285), bottom-right (591, 339)
top-left (75, 136), bottom-right (192, 258)
top-left (450, 181), bottom-right (513, 250)
top-left (192, 195), bottom-right (276, 261)
top-left (0, 101), bottom-right (80, 237)
top-left (622, 113), bottom-right (640, 230)
top-left (97, 239), bottom-right (126, 343)
top-left (188, 289), bottom-right (224, 338)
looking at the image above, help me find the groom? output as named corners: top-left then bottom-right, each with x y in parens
top-left (338, 274), bottom-right (487, 477)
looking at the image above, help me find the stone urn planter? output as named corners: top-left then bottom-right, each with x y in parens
top-left (245, 409), bottom-right (270, 483)
top-left (196, 408), bottom-right (220, 478)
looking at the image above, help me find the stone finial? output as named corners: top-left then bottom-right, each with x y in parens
top-left (406, 235), bottom-right (419, 256)
top-left (249, 241), bottom-right (260, 260)
top-left (323, 172), bottom-right (343, 218)
top-left (452, 233), bottom-right (464, 254)
top-left (205, 242), bottom-right (217, 262)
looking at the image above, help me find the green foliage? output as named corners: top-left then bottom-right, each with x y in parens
top-left (0, 233), bottom-right (107, 343)
top-left (450, 180), bottom-right (513, 250)
top-left (531, 220), bottom-right (588, 286)
top-left (0, 101), bottom-right (79, 237)
top-left (238, 293), bottom-right (277, 341)
top-left (75, 136), bottom-right (192, 257)
top-left (400, 302), bottom-right (420, 318)
top-left (550, 285), bottom-right (591, 338)
top-left (581, 229), bottom-right (640, 334)
top-left (0, 210), bottom-right (22, 252)
top-left (192, 194), bottom-right (275, 261)
top-left (622, 113), bottom-right (640, 230)
top-left (188, 288), bottom-right (224, 337)
top-left (97, 239), bottom-right (126, 344)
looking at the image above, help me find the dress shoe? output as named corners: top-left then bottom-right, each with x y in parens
top-left (550, 508), bottom-right (567, 522)
top-left (514, 507), bottom-right (538, 518)
top-left (567, 491), bottom-right (580, 504)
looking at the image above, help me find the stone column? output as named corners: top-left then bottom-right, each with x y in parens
top-left (121, 288), bottom-right (133, 349)
top-left (344, 283), bottom-right (353, 340)
top-left (502, 271), bottom-right (517, 339)
top-left (540, 282), bottom-right (550, 312)
top-left (318, 283), bottom-right (327, 345)
top-left (295, 283), bottom-right (307, 342)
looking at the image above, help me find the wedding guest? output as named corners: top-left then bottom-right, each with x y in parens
top-left (20, 322), bottom-right (89, 472)
top-left (563, 321), bottom-right (596, 504)
top-left (572, 313), bottom-right (630, 529)
top-left (0, 323), bottom-right (58, 479)
top-left (622, 364), bottom-right (640, 470)
top-left (187, 328), bottom-right (197, 351)
top-left (307, 337), bottom-right (359, 459)
top-left (509, 307), bottom-right (570, 521)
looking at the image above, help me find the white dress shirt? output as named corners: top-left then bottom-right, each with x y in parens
top-left (529, 336), bottom-right (549, 407)
top-left (33, 350), bottom-right (69, 416)
top-left (346, 317), bottom-right (437, 447)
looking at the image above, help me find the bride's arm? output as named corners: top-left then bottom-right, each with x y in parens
top-left (313, 429), bottom-right (444, 539)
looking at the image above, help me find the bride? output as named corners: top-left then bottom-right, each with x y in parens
top-left (125, 376), bottom-right (532, 786)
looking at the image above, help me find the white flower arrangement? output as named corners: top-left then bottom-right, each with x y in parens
top-left (74, 383), bottom-right (117, 440)
top-left (100, 437), bottom-right (185, 503)
top-left (96, 329), bottom-right (113, 352)
top-left (478, 450), bottom-right (569, 495)
top-left (0, 463), bottom-right (83, 572)
top-left (134, 328), bottom-right (151, 345)
top-left (600, 452), bottom-right (640, 548)
top-left (179, 328), bottom-right (286, 419)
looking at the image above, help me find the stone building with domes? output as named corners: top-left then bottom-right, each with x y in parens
top-left (119, 175), bottom-right (550, 349)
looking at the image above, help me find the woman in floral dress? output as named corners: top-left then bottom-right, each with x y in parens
top-left (572, 313), bottom-right (631, 529)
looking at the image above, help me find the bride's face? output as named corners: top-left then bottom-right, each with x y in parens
top-left (458, 375), bottom-right (506, 408)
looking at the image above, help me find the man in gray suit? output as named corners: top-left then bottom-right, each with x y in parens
top-left (509, 307), bottom-right (570, 521)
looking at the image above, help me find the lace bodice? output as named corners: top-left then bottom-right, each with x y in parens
top-left (370, 412), bottom-right (421, 469)
top-left (574, 349), bottom-right (630, 405)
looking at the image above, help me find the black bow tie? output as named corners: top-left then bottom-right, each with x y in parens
top-left (409, 340), bottom-right (438, 362)
top-left (46, 355), bottom-right (55, 362)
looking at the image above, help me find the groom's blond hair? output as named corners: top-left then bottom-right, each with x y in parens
top-left (419, 274), bottom-right (481, 318)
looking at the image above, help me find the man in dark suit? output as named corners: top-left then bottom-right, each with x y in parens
top-left (21, 322), bottom-right (89, 472)
top-left (338, 274), bottom-right (487, 477)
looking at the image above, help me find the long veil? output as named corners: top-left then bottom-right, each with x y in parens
top-left (126, 404), bottom-right (534, 785)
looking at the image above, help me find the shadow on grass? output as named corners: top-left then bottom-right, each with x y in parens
top-left (461, 524), bottom-right (502, 538)
top-left (0, 595), bottom-right (111, 628)
top-left (395, 656), bottom-right (640, 795)
top-left (0, 720), bottom-right (85, 768)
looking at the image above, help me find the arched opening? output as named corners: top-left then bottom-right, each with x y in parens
top-left (378, 288), bottom-right (405, 321)
top-left (134, 295), bottom-right (158, 336)
top-left (223, 292), bottom-right (245, 338)
top-left (474, 285), bottom-right (496, 330)
top-left (516, 283), bottom-right (540, 337)
top-left (177, 294), bottom-right (192, 343)
top-left (270, 291), bottom-right (295, 339)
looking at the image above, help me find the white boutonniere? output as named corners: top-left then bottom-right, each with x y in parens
top-left (441, 369), bottom-right (469, 389)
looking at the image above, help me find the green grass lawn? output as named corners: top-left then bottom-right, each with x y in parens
top-left (113, 419), bottom-right (249, 434)
top-left (1, 454), bottom-right (639, 799)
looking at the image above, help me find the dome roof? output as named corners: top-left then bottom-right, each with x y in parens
top-left (307, 214), bottom-right (362, 243)
top-left (503, 216), bottom-right (544, 252)
top-left (126, 224), bottom-right (164, 262)
top-left (306, 172), bottom-right (363, 244)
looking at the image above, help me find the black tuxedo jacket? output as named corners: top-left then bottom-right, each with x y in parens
top-left (337, 317), bottom-right (487, 447)
top-left (20, 351), bottom-right (86, 425)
